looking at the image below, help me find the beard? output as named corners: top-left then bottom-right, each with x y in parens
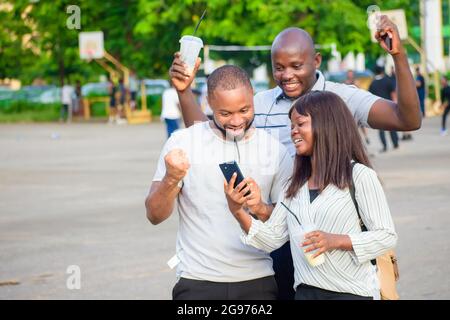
top-left (212, 116), bottom-right (255, 141)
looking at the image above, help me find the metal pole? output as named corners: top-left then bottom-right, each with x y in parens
top-left (95, 59), bottom-right (118, 79)
top-left (420, 0), bottom-right (431, 107)
top-left (103, 51), bottom-right (131, 118)
top-left (204, 45), bottom-right (210, 75)
top-left (140, 80), bottom-right (147, 112)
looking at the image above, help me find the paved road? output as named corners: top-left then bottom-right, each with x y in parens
top-left (0, 117), bottom-right (449, 299)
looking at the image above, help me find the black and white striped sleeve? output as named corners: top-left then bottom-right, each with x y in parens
top-left (241, 201), bottom-right (289, 253)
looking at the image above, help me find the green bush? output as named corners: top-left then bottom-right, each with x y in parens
top-left (85, 92), bottom-right (108, 98)
top-left (0, 100), bottom-right (58, 114)
top-left (142, 95), bottom-right (162, 116)
top-left (0, 100), bottom-right (60, 122)
top-left (83, 94), bottom-right (162, 116)
top-left (90, 101), bottom-right (108, 117)
top-left (0, 94), bottom-right (163, 122)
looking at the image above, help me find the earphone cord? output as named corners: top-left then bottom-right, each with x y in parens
top-left (234, 137), bottom-right (241, 163)
top-left (263, 99), bottom-right (277, 130)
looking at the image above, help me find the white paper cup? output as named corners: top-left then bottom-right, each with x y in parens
top-left (301, 224), bottom-right (325, 267)
top-left (179, 35), bottom-right (203, 75)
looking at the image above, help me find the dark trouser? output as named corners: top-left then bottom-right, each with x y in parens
top-left (165, 118), bottom-right (180, 138)
top-left (443, 105), bottom-right (450, 130)
top-left (419, 96), bottom-right (425, 117)
top-left (379, 130), bottom-right (399, 150)
top-left (270, 241), bottom-right (295, 300)
top-left (130, 91), bottom-right (137, 102)
top-left (172, 276), bottom-right (278, 300)
top-left (60, 103), bottom-right (69, 120)
top-left (295, 283), bottom-right (373, 300)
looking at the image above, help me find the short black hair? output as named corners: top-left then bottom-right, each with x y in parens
top-left (207, 65), bottom-right (252, 96)
top-left (374, 65), bottom-right (384, 75)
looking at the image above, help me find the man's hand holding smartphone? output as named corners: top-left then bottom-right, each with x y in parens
top-left (223, 173), bottom-right (253, 215)
top-left (375, 15), bottom-right (403, 56)
top-left (223, 173), bottom-right (273, 222)
top-left (242, 177), bottom-right (263, 212)
top-left (221, 161), bottom-right (273, 221)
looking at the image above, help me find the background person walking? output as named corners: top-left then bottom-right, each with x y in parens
top-left (415, 67), bottom-right (426, 117)
top-left (161, 82), bottom-right (182, 138)
top-left (440, 76), bottom-right (450, 136)
top-left (368, 65), bottom-right (399, 153)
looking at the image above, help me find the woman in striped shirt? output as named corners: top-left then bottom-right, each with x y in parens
top-left (229, 91), bottom-right (397, 300)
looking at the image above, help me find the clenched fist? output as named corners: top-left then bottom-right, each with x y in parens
top-left (164, 149), bottom-right (190, 184)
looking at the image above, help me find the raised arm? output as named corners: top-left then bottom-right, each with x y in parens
top-left (368, 15), bottom-right (421, 131)
top-left (169, 52), bottom-right (208, 127)
top-left (145, 149), bottom-right (190, 225)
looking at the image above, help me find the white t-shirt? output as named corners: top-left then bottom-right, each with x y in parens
top-left (152, 121), bottom-right (293, 282)
top-left (253, 70), bottom-right (380, 157)
top-left (129, 76), bottom-right (138, 92)
top-left (161, 87), bottom-right (181, 120)
top-left (61, 85), bottom-right (73, 105)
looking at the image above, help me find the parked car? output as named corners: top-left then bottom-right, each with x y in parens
top-left (32, 87), bottom-right (62, 104)
top-left (324, 70), bottom-right (374, 90)
top-left (82, 82), bottom-right (109, 97)
top-left (193, 77), bottom-right (207, 92)
top-left (17, 85), bottom-right (56, 101)
top-left (139, 79), bottom-right (170, 96)
top-left (80, 79), bottom-right (171, 98)
top-left (0, 88), bottom-right (13, 101)
top-left (191, 78), bottom-right (270, 95)
top-left (252, 80), bottom-right (270, 94)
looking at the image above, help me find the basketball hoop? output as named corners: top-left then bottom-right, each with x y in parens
top-left (85, 49), bottom-right (94, 62)
top-left (79, 31), bottom-right (104, 60)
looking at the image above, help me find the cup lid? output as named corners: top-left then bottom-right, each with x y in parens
top-left (179, 35), bottom-right (203, 47)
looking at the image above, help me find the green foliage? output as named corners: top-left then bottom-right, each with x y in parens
top-left (146, 95), bottom-right (162, 116)
top-left (0, 110), bottom-right (59, 122)
top-left (0, 100), bottom-right (60, 122)
top-left (89, 101), bottom-right (108, 117)
top-left (2, 0), bottom-right (420, 86)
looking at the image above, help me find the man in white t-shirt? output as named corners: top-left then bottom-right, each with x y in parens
top-left (161, 83), bottom-right (182, 138)
top-left (60, 84), bottom-right (74, 122)
top-left (145, 65), bottom-right (292, 300)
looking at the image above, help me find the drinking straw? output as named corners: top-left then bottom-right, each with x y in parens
top-left (193, 9), bottom-right (207, 36)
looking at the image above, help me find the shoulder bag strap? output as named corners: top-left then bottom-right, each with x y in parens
top-left (350, 162), bottom-right (376, 266)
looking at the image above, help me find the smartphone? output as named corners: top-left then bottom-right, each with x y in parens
top-left (381, 34), bottom-right (392, 51)
top-left (219, 161), bottom-right (251, 196)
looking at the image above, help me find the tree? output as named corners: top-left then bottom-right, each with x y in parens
top-left (134, 0), bottom-right (419, 76)
top-left (1, 0), bottom-right (420, 85)
top-left (0, 1), bottom-right (35, 80)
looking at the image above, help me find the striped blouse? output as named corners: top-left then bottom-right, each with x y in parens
top-left (241, 163), bottom-right (398, 298)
